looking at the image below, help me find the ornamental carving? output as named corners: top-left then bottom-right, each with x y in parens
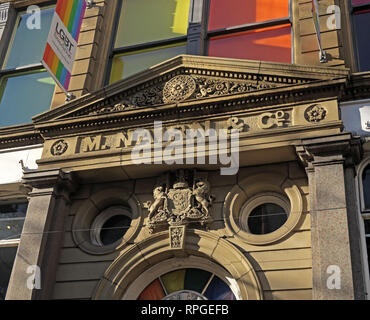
top-left (305, 104), bottom-right (327, 122)
top-left (169, 225), bottom-right (185, 249)
top-left (163, 75), bottom-right (196, 103)
top-left (144, 170), bottom-right (213, 233)
top-left (195, 77), bottom-right (274, 99)
top-left (89, 103), bottom-right (136, 115)
top-left (51, 139), bottom-right (68, 156)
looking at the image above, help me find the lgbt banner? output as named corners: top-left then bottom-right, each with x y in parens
top-left (42, 0), bottom-right (87, 95)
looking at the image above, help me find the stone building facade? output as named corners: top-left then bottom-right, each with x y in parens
top-left (0, 0), bottom-right (369, 300)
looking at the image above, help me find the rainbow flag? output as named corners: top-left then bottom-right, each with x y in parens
top-left (42, 0), bottom-right (87, 94)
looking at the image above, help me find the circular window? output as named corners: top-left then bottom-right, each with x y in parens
top-left (240, 193), bottom-right (290, 235)
top-left (90, 206), bottom-right (132, 247)
top-left (138, 268), bottom-right (236, 300)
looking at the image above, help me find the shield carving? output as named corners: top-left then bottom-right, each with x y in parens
top-left (167, 188), bottom-right (192, 216)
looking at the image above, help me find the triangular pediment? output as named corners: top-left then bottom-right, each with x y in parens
top-left (32, 55), bottom-right (349, 123)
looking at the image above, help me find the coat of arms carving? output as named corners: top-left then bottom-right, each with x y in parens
top-left (145, 170), bottom-right (214, 233)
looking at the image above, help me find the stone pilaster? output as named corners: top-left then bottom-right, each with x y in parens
top-left (0, 3), bottom-right (16, 64)
top-left (5, 169), bottom-right (77, 300)
top-left (296, 132), bottom-right (365, 299)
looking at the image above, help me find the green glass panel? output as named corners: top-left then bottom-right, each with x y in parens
top-left (0, 71), bottom-right (55, 127)
top-left (114, 0), bottom-right (190, 48)
top-left (161, 269), bottom-right (186, 294)
top-left (184, 268), bottom-right (212, 293)
top-left (4, 7), bottom-right (54, 69)
top-left (109, 43), bottom-right (186, 83)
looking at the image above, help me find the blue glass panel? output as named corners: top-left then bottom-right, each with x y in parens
top-left (204, 276), bottom-right (236, 300)
top-left (4, 7), bottom-right (54, 69)
top-left (0, 71), bottom-right (55, 127)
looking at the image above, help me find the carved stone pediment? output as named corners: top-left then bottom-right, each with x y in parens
top-left (32, 55), bottom-right (350, 124)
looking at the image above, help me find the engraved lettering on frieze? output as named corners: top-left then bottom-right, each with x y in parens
top-left (163, 75), bottom-right (196, 103)
top-left (258, 110), bottom-right (290, 129)
top-left (144, 170), bottom-right (214, 233)
top-left (51, 140), bottom-right (68, 156)
top-left (304, 104), bottom-right (327, 123)
top-left (227, 117), bottom-right (245, 132)
top-left (81, 136), bottom-right (109, 152)
top-left (169, 225), bottom-right (185, 249)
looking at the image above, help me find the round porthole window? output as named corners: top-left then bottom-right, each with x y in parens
top-left (240, 193), bottom-right (290, 235)
top-left (90, 206), bottom-right (132, 247)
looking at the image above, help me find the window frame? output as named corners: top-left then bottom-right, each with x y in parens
top-left (204, 0), bottom-right (293, 63)
top-left (356, 158), bottom-right (370, 299)
top-left (0, 198), bottom-right (28, 300)
top-left (348, 0), bottom-right (370, 72)
top-left (0, 2), bottom-right (56, 128)
top-left (105, 0), bottom-right (294, 85)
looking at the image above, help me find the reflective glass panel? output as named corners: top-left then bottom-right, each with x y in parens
top-left (0, 71), bottom-right (55, 127)
top-left (110, 43), bottom-right (186, 83)
top-left (0, 203), bottom-right (27, 241)
top-left (0, 247), bottom-right (17, 300)
top-left (208, 0), bottom-right (289, 31)
top-left (114, 0), bottom-right (190, 48)
top-left (208, 25), bottom-right (291, 63)
top-left (353, 11), bottom-right (370, 71)
top-left (4, 7), bottom-right (54, 69)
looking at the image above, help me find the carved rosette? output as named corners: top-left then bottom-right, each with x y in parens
top-left (305, 104), bottom-right (327, 122)
top-left (163, 75), bottom-right (196, 103)
top-left (51, 140), bottom-right (68, 156)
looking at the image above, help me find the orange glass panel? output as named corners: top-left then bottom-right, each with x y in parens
top-left (138, 279), bottom-right (165, 300)
top-left (208, 25), bottom-right (291, 63)
top-left (208, 0), bottom-right (289, 31)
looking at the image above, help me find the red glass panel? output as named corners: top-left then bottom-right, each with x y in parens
top-left (208, 0), bottom-right (289, 31)
top-left (352, 0), bottom-right (370, 5)
top-left (208, 25), bottom-right (291, 63)
top-left (138, 279), bottom-right (165, 300)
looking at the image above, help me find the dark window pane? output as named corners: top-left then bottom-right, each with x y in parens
top-left (184, 268), bottom-right (212, 293)
top-left (208, 25), bottom-right (291, 63)
top-left (114, 0), bottom-right (190, 48)
top-left (208, 0), bottom-right (289, 31)
top-left (0, 70), bottom-right (55, 127)
top-left (366, 236), bottom-right (370, 276)
top-left (364, 219), bottom-right (370, 235)
top-left (204, 276), bottom-right (236, 300)
top-left (0, 203), bottom-right (28, 241)
top-left (100, 215), bottom-right (131, 246)
top-left (353, 11), bottom-right (370, 71)
top-left (248, 203), bottom-right (288, 235)
top-left (362, 165), bottom-right (370, 209)
top-left (4, 7), bottom-right (54, 69)
top-left (110, 44), bottom-right (186, 83)
top-left (0, 247), bottom-right (17, 300)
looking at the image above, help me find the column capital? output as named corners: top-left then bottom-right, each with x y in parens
top-left (296, 133), bottom-right (362, 168)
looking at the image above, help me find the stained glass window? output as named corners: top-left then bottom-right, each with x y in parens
top-left (138, 268), bottom-right (236, 300)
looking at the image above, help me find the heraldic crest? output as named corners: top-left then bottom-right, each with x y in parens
top-left (145, 169), bottom-right (214, 235)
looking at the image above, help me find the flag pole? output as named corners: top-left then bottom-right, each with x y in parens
top-left (312, 0), bottom-right (328, 63)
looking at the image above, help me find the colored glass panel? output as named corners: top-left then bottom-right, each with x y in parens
top-left (110, 44), bottom-right (186, 83)
top-left (353, 11), bottom-right (370, 71)
top-left (184, 268), bottom-right (212, 293)
top-left (204, 276), bottom-right (236, 300)
top-left (352, 0), bottom-right (370, 5)
top-left (114, 0), bottom-right (190, 48)
top-left (4, 7), bottom-right (54, 69)
top-left (0, 70), bottom-right (55, 127)
top-left (161, 269), bottom-right (186, 294)
top-left (208, 0), bottom-right (289, 31)
top-left (138, 279), bottom-right (165, 300)
top-left (208, 25), bottom-right (291, 63)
